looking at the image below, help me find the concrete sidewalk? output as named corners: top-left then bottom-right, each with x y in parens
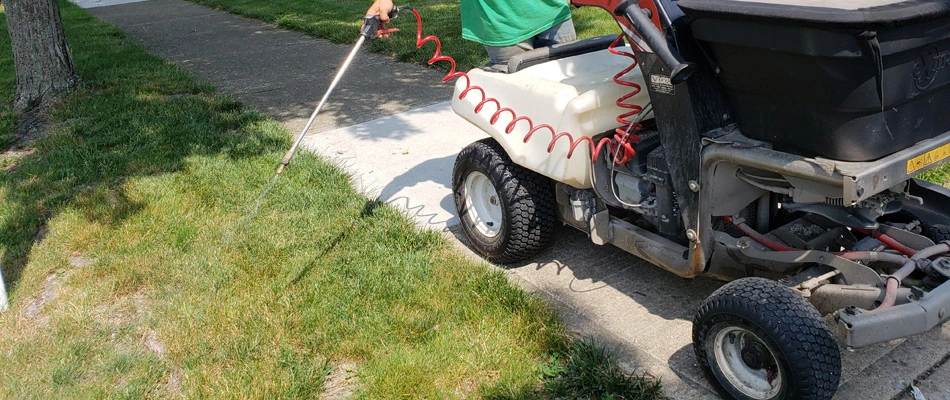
top-left (79, 1), bottom-right (950, 399)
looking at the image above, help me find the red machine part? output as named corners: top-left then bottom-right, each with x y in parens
top-left (408, 8), bottom-right (643, 165)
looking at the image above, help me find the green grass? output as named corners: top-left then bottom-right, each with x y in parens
top-left (543, 339), bottom-right (666, 400)
top-left (484, 339), bottom-right (668, 400)
top-left (184, 0), bottom-right (620, 71)
top-left (0, 2), bottom-right (669, 398)
top-left (920, 164), bottom-right (950, 188)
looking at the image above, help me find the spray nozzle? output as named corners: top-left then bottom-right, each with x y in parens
top-left (361, 5), bottom-right (414, 39)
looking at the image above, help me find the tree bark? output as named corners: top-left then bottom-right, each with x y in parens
top-left (4, 0), bottom-right (77, 114)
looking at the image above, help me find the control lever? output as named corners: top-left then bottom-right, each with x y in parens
top-left (615, 0), bottom-right (695, 84)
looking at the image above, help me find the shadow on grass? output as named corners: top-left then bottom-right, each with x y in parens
top-left (0, 93), bottom-right (284, 292)
top-left (288, 198), bottom-right (385, 285)
top-left (482, 337), bottom-right (668, 400)
top-left (0, 4), bottom-right (287, 294)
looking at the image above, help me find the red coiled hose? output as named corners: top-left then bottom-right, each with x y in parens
top-left (607, 34), bottom-right (645, 160)
top-left (408, 9), bottom-right (643, 165)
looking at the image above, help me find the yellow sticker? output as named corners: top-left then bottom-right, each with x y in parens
top-left (907, 143), bottom-right (950, 175)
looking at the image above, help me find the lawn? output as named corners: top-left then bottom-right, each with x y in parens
top-left (0, 1), bottom-right (666, 399)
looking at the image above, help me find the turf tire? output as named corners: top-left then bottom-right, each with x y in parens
top-left (452, 138), bottom-right (555, 264)
top-left (693, 277), bottom-right (841, 400)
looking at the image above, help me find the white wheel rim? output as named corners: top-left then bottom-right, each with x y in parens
top-left (463, 171), bottom-right (503, 238)
top-left (713, 326), bottom-right (783, 399)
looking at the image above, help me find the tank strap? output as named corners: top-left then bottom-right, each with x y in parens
top-left (859, 30), bottom-right (895, 138)
top-left (859, 30), bottom-right (884, 104)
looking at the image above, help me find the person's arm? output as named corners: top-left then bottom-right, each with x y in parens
top-left (365, 0), bottom-right (395, 37)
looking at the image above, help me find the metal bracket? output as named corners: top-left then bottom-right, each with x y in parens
top-left (713, 231), bottom-right (883, 286)
top-left (590, 209), bottom-right (613, 245)
top-left (835, 278), bottom-right (950, 347)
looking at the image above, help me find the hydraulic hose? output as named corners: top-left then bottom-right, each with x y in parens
top-left (836, 251), bottom-right (908, 266)
top-left (722, 217), bottom-right (933, 309)
top-left (871, 231), bottom-right (917, 257)
top-left (872, 232), bottom-right (916, 256)
top-left (878, 242), bottom-right (950, 309)
top-left (722, 215), bottom-right (797, 251)
top-left (853, 228), bottom-right (917, 257)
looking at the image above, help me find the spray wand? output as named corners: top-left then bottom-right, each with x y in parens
top-left (274, 5), bottom-right (413, 177)
top-left (224, 7), bottom-right (412, 244)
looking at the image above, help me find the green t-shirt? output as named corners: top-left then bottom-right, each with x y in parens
top-left (461, 0), bottom-right (572, 47)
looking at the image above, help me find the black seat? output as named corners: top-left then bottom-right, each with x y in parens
top-left (505, 34), bottom-right (620, 74)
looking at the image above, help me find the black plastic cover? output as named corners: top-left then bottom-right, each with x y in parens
top-left (678, 0), bottom-right (950, 161)
top-left (507, 35), bottom-right (619, 73)
top-left (678, 0), bottom-right (950, 27)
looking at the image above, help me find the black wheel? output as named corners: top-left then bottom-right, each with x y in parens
top-left (452, 138), bottom-right (556, 264)
top-left (692, 278), bottom-right (841, 400)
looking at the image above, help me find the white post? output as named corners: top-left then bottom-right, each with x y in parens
top-left (0, 266), bottom-right (8, 312)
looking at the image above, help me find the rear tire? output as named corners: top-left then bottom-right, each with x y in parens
top-left (693, 278), bottom-right (841, 400)
top-left (452, 138), bottom-right (556, 264)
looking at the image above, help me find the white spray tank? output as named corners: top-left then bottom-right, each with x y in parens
top-left (451, 44), bottom-right (652, 189)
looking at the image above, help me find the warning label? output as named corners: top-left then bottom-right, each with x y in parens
top-left (650, 74), bottom-right (674, 95)
top-left (907, 142), bottom-right (950, 174)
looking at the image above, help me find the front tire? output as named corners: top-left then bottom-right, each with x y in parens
top-left (452, 138), bottom-right (555, 264)
top-left (692, 278), bottom-right (841, 400)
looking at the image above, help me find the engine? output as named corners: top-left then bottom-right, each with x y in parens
top-left (588, 130), bottom-right (683, 239)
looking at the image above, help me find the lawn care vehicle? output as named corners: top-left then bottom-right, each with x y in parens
top-left (445, 0), bottom-right (950, 398)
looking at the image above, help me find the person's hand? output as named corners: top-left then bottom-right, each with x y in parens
top-left (364, 0), bottom-right (395, 38)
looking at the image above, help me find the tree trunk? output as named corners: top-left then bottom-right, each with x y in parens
top-left (4, 0), bottom-right (77, 114)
